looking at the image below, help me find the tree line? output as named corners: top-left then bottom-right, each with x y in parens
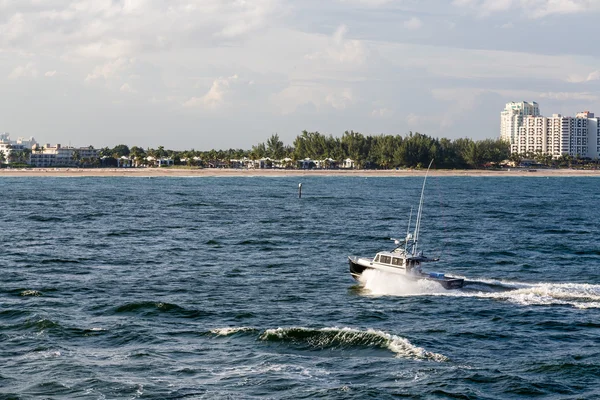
top-left (99, 131), bottom-right (510, 169)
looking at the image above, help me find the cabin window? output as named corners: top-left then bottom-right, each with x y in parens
top-left (392, 257), bottom-right (401, 266)
top-left (380, 255), bottom-right (391, 264)
top-left (374, 255), bottom-right (380, 262)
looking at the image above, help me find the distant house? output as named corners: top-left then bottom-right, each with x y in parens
top-left (157, 158), bottom-right (174, 167)
top-left (259, 158), bottom-right (273, 169)
top-left (299, 158), bottom-right (316, 169)
top-left (342, 158), bottom-right (355, 169)
top-left (315, 158), bottom-right (336, 169)
top-left (117, 156), bottom-right (132, 168)
top-left (274, 157), bottom-right (294, 169)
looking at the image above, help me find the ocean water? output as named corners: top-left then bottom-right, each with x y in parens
top-left (1, 176), bottom-right (599, 399)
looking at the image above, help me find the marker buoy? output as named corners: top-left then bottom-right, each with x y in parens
top-left (298, 183), bottom-right (302, 198)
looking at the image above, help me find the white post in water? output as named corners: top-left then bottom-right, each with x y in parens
top-left (298, 183), bottom-right (302, 198)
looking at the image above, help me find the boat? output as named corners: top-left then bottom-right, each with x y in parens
top-left (348, 160), bottom-right (464, 290)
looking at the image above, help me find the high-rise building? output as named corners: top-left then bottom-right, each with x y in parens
top-left (505, 105), bottom-right (600, 159)
top-left (500, 101), bottom-right (540, 144)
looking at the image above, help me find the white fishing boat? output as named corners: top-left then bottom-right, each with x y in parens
top-left (348, 161), bottom-right (464, 290)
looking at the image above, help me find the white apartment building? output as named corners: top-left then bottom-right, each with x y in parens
top-left (30, 144), bottom-right (99, 167)
top-left (500, 101), bottom-right (540, 144)
top-left (0, 133), bottom-right (38, 163)
top-left (508, 108), bottom-right (600, 159)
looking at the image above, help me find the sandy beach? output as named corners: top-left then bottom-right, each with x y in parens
top-left (1, 167), bottom-right (600, 177)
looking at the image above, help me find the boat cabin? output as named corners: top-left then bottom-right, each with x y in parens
top-left (374, 252), bottom-right (406, 268)
top-left (374, 251), bottom-right (422, 272)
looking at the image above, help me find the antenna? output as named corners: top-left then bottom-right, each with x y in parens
top-left (404, 206), bottom-right (413, 253)
top-left (413, 159), bottom-right (434, 255)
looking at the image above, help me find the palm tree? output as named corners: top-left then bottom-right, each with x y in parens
top-left (72, 150), bottom-right (81, 166)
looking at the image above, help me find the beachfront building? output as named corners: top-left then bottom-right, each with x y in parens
top-left (342, 158), bottom-right (355, 169)
top-left (503, 103), bottom-right (600, 159)
top-left (0, 133), bottom-right (38, 164)
top-left (29, 144), bottom-right (100, 167)
top-left (500, 101), bottom-right (540, 145)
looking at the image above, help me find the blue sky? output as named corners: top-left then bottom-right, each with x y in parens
top-left (1, 0), bottom-right (600, 149)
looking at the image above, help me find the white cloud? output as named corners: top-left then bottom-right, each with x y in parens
top-left (587, 70), bottom-right (600, 82)
top-left (120, 83), bottom-right (136, 93)
top-left (0, 0), bottom-right (282, 59)
top-left (184, 74), bottom-right (240, 109)
top-left (337, 0), bottom-right (393, 6)
top-left (8, 63), bottom-right (38, 79)
top-left (271, 84), bottom-right (356, 114)
top-left (305, 25), bottom-right (367, 64)
top-left (567, 70), bottom-right (600, 83)
top-left (539, 91), bottom-right (598, 101)
top-left (85, 58), bottom-right (135, 82)
top-left (326, 88), bottom-right (355, 110)
top-left (404, 17), bottom-right (423, 30)
top-left (452, 0), bottom-right (600, 18)
top-left (371, 108), bottom-right (392, 117)
top-left (406, 112), bottom-right (442, 128)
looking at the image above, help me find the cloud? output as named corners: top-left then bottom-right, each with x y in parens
top-left (337, 0), bottom-right (393, 6)
top-left (8, 63), bottom-right (38, 79)
top-left (85, 58), bottom-right (135, 82)
top-left (587, 70), bottom-right (600, 82)
top-left (305, 25), bottom-right (367, 64)
top-left (404, 17), bottom-right (423, 30)
top-left (184, 74), bottom-right (240, 109)
top-left (567, 70), bottom-right (600, 83)
top-left (452, 0), bottom-right (600, 18)
top-left (0, 0), bottom-right (282, 58)
top-left (326, 88), bottom-right (355, 110)
top-left (406, 112), bottom-right (443, 129)
top-left (371, 108), bottom-right (392, 117)
top-left (271, 84), bottom-right (356, 114)
top-left (539, 91), bottom-right (599, 101)
top-left (120, 83), bottom-right (136, 93)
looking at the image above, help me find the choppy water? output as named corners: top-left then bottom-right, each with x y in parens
top-left (1, 176), bottom-right (600, 399)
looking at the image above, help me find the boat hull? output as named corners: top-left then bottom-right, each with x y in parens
top-left (348, 257), bottom-right (464, 290)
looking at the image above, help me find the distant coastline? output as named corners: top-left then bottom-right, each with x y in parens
top-left (1, 168), bottom-right (600, 177)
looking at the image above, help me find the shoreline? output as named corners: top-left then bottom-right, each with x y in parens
top-left (1, 168), bottom-right (600, 177)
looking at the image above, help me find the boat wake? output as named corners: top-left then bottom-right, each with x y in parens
top-left (210, 325), bottom-right (447, 362)
top-left (359, 269), bottom-right (600, 309)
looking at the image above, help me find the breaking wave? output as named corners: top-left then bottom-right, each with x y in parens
top-left (210, 327), bottom-right (257, 336)
top-left (359, 269), bottom-right (600, 309)
top-left (259, 327), bottom-right (447, 362)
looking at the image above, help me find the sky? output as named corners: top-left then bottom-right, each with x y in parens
top-left (2, 0), bottom-right (600, 150)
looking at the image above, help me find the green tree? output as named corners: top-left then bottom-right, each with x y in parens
top-left (112, 144), bottom-right (130, 158)
top-left (266, 134), bottom-right (285, 159)
top-left (72, 149), bottom-right (81, 166)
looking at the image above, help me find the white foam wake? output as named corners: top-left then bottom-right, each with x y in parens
top-left (359, 269), bottom-right (600, 309)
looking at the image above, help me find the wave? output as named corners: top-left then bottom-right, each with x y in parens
top-left (259, 327), bottom-right (447, 362)
top-left (20, 290), bottom-right (42, 297)
top-left (27, 215), bottom-right (64, 222)
top-left (210, 327), bottom-right (257, 336)
top-left (237, 239), bottom-right (277, 246)
top-left (40, 258), bottom-right (81, 265)
top-left (359, 270), bottom-right (600, 308)
top-left (113, 302), bottom-right (213, 318)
